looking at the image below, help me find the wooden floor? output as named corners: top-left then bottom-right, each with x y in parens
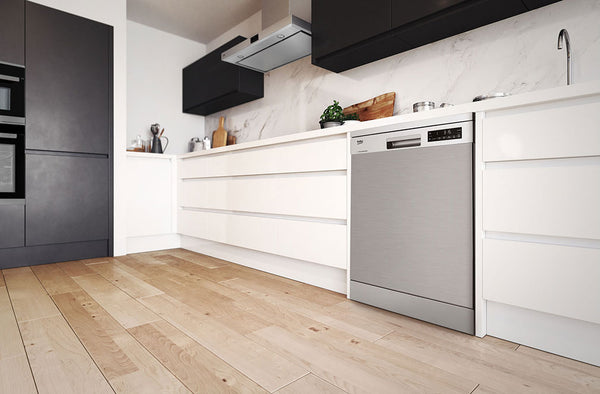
top-left (1, 249), bottom-right (599, 393)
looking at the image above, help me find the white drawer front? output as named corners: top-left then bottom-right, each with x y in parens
top-left (179, 173), bottom-right (346, 220)
top-left (483, 159), bottom-right (600, 239)
top-left (483, 99), bottom-right (600, 162)
top-left (179, 136), bottom-right (347, 179)
top-left (483, 238), bottom-right (600, 324)
top-left (178, 210), bottom-right (347, 269)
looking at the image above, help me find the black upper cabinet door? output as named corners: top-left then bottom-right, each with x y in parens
top-left (391, 0), bottom-right (467, 28)
top-left (25, 153), bottom-right (109, 246)
top-left (25, 2), bottom-right (112, 154)
top-left (0, 0), bottom-right (24, 66)
top-left (182, 36), bottom-right (264, 116)
top-left (311, 0), bottom-right (392, 61)
top-left (397, 0), bottom-right (528, 49)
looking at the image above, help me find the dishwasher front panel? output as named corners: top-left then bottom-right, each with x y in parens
top-left (350, 142), bottom-right (473, 309)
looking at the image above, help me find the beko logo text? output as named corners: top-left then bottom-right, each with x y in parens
top-left (356, 139), bottom-right (364, 145)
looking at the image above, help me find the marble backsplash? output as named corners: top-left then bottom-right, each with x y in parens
top-left (206, 0), bottom-right (600, 143)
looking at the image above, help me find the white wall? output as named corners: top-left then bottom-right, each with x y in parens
top-left (30, 0), bottom-right (128, 255)
top-left (127, 21), bottom-right (206, 155)
top-left (205, 0), bottom-right (600, 143)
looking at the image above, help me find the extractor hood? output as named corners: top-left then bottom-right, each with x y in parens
top-left (221, 0), bottom-right (311, 73)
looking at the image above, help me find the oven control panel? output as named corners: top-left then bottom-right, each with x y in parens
top-left (428, 127), bottom-right (462, 142)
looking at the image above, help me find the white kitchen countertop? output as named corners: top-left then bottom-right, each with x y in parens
top-left (178, 80), bottom-right (600, 159)
top-left (127, 151), bottom-right (176, 159)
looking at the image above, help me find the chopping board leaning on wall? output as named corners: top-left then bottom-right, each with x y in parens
top-left (212, 116), bottom-right (228, 148)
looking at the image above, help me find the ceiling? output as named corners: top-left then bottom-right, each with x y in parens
top-left (127, 0), bottom-right (262, 44)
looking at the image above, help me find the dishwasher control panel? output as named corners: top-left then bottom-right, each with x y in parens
top-left (428, 127), bottom-right (462, 142)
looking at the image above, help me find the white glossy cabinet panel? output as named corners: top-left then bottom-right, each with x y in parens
top-left (483, 98), bottom-right (600, 162)
top-left (178, 210), bottom-right (347, 269)
top-left (179, 136), bottom-right (346, 179)
top-left (179, 173), bottom-right (347, 219)
top-left (483, 238), bottom-right (600, 325)
top-left (483, 158), bottom-right (600, 239)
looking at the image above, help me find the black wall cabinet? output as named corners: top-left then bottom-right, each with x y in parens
top-left (25, 1), bottom-right (111, 155)
top-left (0, 0), bottom-right (24, 65)
top-left (312, 0), bottom-right (561, 73)
top-left (183, 36), bottom-right (264, 116)
top-left (25, 153), bottom-right (109, 246)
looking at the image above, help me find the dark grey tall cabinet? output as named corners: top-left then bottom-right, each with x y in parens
top-left (0, 0), bottom-right (25, 66)
top-left (0, 2), bottom-right (113, 268)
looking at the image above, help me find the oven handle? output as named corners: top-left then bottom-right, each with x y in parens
top-left (0, 74), bottom-right (20, 82)
top-left (0, 133), bottom-right (18, 139)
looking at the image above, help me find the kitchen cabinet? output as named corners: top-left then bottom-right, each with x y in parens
top-left (0, 204), bottom-right (24, 248)
top-left (312, 0), bottom-right (560, 73)
top-left (183, 36), bottom-right (263, 116)
top-left (25, 153), bottom-right (109, 246)
top-left (25, 1), bottom-right (112, 154)
top-left (0, 0), bottom-right (24, 66)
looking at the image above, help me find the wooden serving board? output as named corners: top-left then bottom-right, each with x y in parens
top-left (343, 92), bottom-right (395, 121)
top-left (212, 116), bottom-right (228, 148)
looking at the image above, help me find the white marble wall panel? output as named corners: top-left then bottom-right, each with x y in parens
top-left (206, 0), bottom-right (600, 143)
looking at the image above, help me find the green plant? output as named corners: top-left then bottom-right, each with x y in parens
top-left (320, 100), bottom-right (344, 123)
top-left (343, 112), bottom-right (359, 121)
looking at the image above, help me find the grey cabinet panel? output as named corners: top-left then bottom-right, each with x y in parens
top-left (25, 2), bottom-right (112, 154)
top-left (0, 204), bottom-right (24, 248)
top-left (0, 0), bottom-right (24, 66)
top-left (26, 153), bottom-right (109, 246)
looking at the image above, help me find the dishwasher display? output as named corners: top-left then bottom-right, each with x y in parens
top-left (350, 113), bottom-right (474, 335)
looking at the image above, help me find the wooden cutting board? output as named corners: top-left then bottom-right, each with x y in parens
top-left (212, 116), bottom-right (228, 148)
top-left (343, 92), bottom-right (395, 121)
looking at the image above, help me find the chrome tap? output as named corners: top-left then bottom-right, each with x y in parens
top-left (557, 29), bottom-right (572, 85)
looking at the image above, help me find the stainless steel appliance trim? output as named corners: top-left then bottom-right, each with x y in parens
top-left (0, 74), bottom-right (20, 82)
top-left (350, 280), bottom-right (475, 335)
top-left (386, 135), bottom-right (421, 149)
top-left (351, 112), bottom-right (472, 138)
top-left (0, 133), bottom-right (18, 139)
top-left (0, 115), bottom-right (25, 125)
top-left (0, 199), bottom-right (25, 205)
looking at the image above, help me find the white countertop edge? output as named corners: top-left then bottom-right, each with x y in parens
top-left (126, 151), bottom-right (177, 159)
top-left (177, 80), bottom-right (600, 159)
top-left (179, 127), bottom-right (348, 159)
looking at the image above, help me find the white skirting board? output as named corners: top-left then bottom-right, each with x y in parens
top-left (487, 301), bottom-right (600, 366)
top-left (180, 235), bottom-right (347, 294)
top-left (126, 234), bottom-right (181, 254)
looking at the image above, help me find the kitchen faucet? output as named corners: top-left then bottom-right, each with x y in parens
top-left (557, 28), bottom-right (572, 85)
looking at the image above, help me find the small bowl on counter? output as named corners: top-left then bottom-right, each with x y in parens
top-left (413, 101), bottom-right (436, 112)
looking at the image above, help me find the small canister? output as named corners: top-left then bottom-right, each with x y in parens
top-left (413, 101), bottom-right (436, 112)
top-left (202, 136), bottom-right (211, 150)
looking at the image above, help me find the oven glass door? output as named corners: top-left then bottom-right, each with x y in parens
top-left (0, 126), bottom-right (24, 198)
top-left (0, 64), bottom-right (25, 118)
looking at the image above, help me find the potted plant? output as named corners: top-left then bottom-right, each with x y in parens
top-left (343, 112), bottom-right (360, 124)
top-left (319, 100), bottom-right (345, 128)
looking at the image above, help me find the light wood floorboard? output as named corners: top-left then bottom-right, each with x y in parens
top-left (1, 248), bottom-right (599, 393)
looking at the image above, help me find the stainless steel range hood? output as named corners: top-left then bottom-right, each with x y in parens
top-left (221, 0), bottom-right (311, 73)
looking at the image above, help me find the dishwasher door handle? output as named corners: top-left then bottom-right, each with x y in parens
top-left (386, 136), bottom-right (421, 149)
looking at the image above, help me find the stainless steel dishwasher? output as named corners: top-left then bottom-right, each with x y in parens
top-left (350, 113), bottom-right (474, 334)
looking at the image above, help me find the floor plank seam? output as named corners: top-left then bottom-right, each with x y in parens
top-left (3, 269), bottom-right (41, 394)
top-left (469, 383), bottom-right (480, 393)
top-left (30, 266), bottom-right (118, 394)
top-left (271, 371), bottom-right (310, 393)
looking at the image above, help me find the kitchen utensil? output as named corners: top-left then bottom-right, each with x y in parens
top-left (227, 134), bottom-right (236, 145)
top-left (150, 123), bottom-right (160, 135)
top-left (203, 136), bottom-right (211, 150)
top-left (212, 116), bottom-right (228, 148)
top-left (151, 135), bottom-right (169, 153)
top-left (189, 137), bottom-right (200, 152)
top-left (413, 101), bottom-right (435, 112)
top-left (473, 92), bottom-right (510, 102)
top-left (440, 103), bottom-right (454, 108)
top-left (343, 92), bottom-right (395, 121)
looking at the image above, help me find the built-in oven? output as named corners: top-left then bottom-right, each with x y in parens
top-left (0, 63), bottom-right (25, 122)
top-left (0, 123), bottom-right (25, 199)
